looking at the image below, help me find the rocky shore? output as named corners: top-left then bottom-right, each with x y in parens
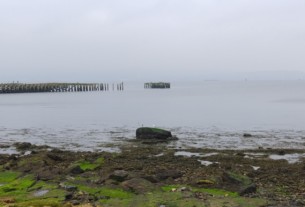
top-left (1, 141), bottom-right (305, 207)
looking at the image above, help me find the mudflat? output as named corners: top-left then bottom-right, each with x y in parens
top-left (1, 142), bottom-right (305, 207)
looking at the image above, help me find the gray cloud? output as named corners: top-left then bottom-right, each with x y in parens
top-left (0, 0), bottom-right (305, 82)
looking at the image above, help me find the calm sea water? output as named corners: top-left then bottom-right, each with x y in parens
top-left (1, 81), bottom-right (305, 152)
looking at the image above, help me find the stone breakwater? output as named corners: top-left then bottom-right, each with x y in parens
top-left (0, 82), bottom-right (124, 94)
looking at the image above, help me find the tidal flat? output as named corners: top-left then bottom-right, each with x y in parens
top-left (1, 141), bottom-right (305, 207)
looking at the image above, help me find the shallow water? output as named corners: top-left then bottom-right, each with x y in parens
top-left (269, 153), bottom-right (305, 163)
top-left (1, 81), bottom-right (305, 151)
top-left (32, 189), bottom-right (49, 197)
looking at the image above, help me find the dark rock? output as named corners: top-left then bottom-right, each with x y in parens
top-left (143, 175), bottom-right (159, 183)
top-left (65, 185), bottom-right (78, 192)
top-left (99, 195), bottom-right (110, 200)
top-left (37, 169), bottom-right (59, 181)
top-left (136, 127), bottom-right (172, 139)
top-left (156, 169), bottom-right (183, 181)
top-left (46, 153), bottom-right (63, 161)
top-left (65, 193), bottom-right (73, 200)
top-left (70, 200), bottom-right (80, 205)
top-left (121, 178), bottom-right (155, 194)
top-left (294, 199), bottom-right (305, 206)
top-left (51, 148), bottom-right (64, 154)
top-left (236, 152), bottom-right (245, 157)
top-left (14, 142), bottom-right (32, 151)
top-left (243, 133), bottom-right (252, 138)
top-left (222, 172), bottom-right (249, 185)
top-left (70, 166), bottom-right (84, 174)
top-left (222, 171), bottom-right (254, 193)
top-left (9, 155), bottom-right (17, 160)
top-left (109, 170), bottom-right (129, 182)
top-left (239, 184), bottom-right (257, 195)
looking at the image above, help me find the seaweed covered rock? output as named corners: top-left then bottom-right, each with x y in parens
top-left (136, 127), bottom-right (172, 140)
top-left (121, 178), bottom-right (155, 194)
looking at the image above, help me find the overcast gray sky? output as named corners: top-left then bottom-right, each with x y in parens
top-left (0, 0), bottom-right (305, 82)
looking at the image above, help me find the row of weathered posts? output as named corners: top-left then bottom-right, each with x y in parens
top-left (0, 82), bottom-right (124, 94)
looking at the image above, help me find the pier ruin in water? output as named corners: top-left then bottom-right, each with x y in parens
top-left (144, 82), bottom-right (170, 89)
top-left (0, 82), bottom-right (124, 94)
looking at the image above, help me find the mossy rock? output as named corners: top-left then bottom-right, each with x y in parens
top-left (71, 157), bottom-right (105, 173)
top-left (221, 172), bottom-right (256, 195)
top-left (136, 127), bottom-right (172, 140)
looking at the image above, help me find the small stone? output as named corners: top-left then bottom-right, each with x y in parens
top-left (70, 166), bottom-right (84, 174)
top-left (70, 200), bottom-right (80, 205)
top-left (156, 169), bottom-right (182, 181)
top-left (109, 170), bottom-right (129, 182)
top-left (197, 180), bottom-right (215, 185)
top-left (65, 193), bottom-right (73, 200)
top-left (99, 195), bottom-right (110, 200)
top-left (65, 185), bottom-right (78, 192)
top-left (239, 184), bottom-right (257, 196)
top-left (121, 178), bottom-right (155, 194)
top-left (295, 199), bottom-right (305, 206)
top-left (0, 197), bottom-right (15, 204)
top-left (47, 153), bottom-right (63, 161)
top-left (178, 187), bottom-right (191, 192)
top-left (243, 133), bottom-right (252, 138)
top-left (14, 142), bottom-right (32, 151)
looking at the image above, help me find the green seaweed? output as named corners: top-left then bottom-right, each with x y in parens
top-left (5, 198), bottom-right (62, 207)
top-left (0, 171), bottom-right (21, 183)
top-left (194, 188), bottom-right (238, 197)
top-left (75, 157), bottom-right (105, 171)
top-left (227, 172), bottom-right (252, 186)
top-left (161, 185), bottom-right (182, 192)
top-left (0, 175), bottom-right (36, 202)
top-left (0, 175), bottom-right (35, 193)
top-left (70, 183), bottom-right (133, 199)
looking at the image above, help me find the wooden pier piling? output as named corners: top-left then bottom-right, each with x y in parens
top-left (0, 82), bottom-right (125, 94)
top-left (144, 82), bottom-right (170, 89)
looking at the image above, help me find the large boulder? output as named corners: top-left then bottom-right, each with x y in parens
top-left (136, 127), bottom-right (172, 139)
